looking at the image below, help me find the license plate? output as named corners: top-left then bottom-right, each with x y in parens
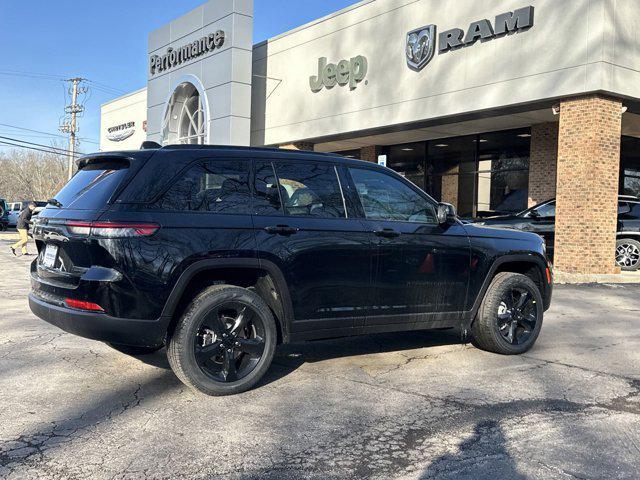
top-left (42, 244), bottom-right (58, 268)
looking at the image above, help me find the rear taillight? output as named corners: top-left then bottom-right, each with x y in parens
top-left (65, 221), bottom-right (159, 238)
top-left (65, 298), bottom-right (105, 312)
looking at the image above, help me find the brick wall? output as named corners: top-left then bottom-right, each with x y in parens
top-left (441, 166), bottom-right (459, 210)
top-left (279, 142), bottom-right (314, 151)
top-left (554, 95), bottom-right (622, 275)
top-left (360, 146), bottom-right (379, 163)
top-left (528, 123), bottom-right (558, 207)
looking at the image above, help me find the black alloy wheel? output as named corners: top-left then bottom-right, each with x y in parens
top-left (168, 285), bottom-right (277, 396)
top-left (496, 288), bottom-right (538, 346)
top-left (194, 302), bottom-right (266, 383)
top-left (471, 272), bottom-right (544, 355)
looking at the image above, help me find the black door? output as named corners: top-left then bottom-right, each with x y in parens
top-left (346, 166), bottom-right (470, 327)
top-left (252, 159), bottom-right (373, 337)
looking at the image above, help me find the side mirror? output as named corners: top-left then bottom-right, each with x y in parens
top-left (437, 203), bottom-right (457, 225)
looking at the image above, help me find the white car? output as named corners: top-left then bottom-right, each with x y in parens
top-left (7, 202), bottom-right (21, 227)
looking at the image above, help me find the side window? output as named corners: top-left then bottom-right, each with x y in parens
top-left (349, 168), bottom-right (437, 223)
top-left (533, 202), bottom-right (556, 218)
top-left (273, 161), bottom-right (346, 219)
top-left (631, 203), bottom-right (640, 219)
top-left (154, 160), bottom-right (251, 214)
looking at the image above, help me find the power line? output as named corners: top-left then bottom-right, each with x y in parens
top-left (0, 140), bottom-right (82, 158)
top-left (0, 69), bottom-right (66, 81)
top-left (0, 135), bottom-right (85, 156)
top-left (0, 122), bottom-right (99, 145)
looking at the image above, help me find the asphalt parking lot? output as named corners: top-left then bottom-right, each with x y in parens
top-left (1, 237), bottom-right (639, 480)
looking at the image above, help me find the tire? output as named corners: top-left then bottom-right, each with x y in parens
top-left (615, 238), bottom-right (640, 271)
top-left (471, 272), bottom-right (544, 355)
top-left (107, 343), bottom-right (162, 356)
top-left (167, 285), bottom-right (277, 396)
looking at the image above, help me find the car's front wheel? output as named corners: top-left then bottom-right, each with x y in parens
top-left (471, 272), bottom-right (544, 355)
top-left (167, 285), bottom-right (276, 396)
top-left (615, 238), bottom-right (640, 271)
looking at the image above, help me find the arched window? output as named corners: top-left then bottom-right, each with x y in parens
top-left (162, 82), bottom-right (205, 145)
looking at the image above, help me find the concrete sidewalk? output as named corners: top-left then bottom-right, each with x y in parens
top-left (0, 243), bottom-right (639, 479)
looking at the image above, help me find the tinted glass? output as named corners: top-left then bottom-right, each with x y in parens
top-left (533, 202), bottom-right (555, 218)
top-left (253, 161), bottom-right (282, 215)
top-left (54, 160), bottom-right (130, 210)
top-left (155, 160), bottom-right (251, 214)
top-left (631, 203), bottom-right (640, 219)
top-left (349, 168), bottom-right (437, 223)
top-left (274, 162), bottom-right (345, 218)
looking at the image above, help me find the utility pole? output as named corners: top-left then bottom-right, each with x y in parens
top-left (59, 78), bottom-right (87, 180)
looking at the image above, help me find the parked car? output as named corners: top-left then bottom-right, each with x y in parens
top-left (8, 202), bottom-right (20, 227)
top-left (9, 201), bottom-right (47, 226)
top-left (0, 199), bottom-right (8, 231)
top-left (474, 196), bottom-right (640, 271)
top-left (28, 146), bottom-right (553, 395)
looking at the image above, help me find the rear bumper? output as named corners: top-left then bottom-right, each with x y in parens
top-left (28, 293), bottom-right (167, 348)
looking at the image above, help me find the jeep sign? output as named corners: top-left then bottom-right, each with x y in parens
top-left (310, 56), bottom-right (368, 92)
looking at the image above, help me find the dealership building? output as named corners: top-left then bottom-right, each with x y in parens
top-left (100, 0), bottom-right (640, 277)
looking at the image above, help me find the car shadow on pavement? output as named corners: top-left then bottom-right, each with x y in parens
top-left (127, 328), bottom-right (464, 388)
top-left (418, 420), bottom-right (527, 480)
top-left (262, 328), bottom-right (464, 383)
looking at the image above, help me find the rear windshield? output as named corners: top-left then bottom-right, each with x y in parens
top-left (52, 159), bottom-right (130, 210)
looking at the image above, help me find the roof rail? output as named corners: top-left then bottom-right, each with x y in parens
top-left (159, 143), bottom-right (337, 156)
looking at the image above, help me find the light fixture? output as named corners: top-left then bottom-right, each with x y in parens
top-left (435, 144), bottom-right (449, 148)
top-left (517, 133), bottom-right (532, 138)
top-left (401, 147), bottom-right (414, 152)
top-left (621, 106), bottom-right (628, 114)
top-left (552, 104), bottom-right (560, 115)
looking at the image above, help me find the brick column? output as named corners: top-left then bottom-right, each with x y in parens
top-left (360, 146), bottom-right (379, 163)
top-left (279, 142), bottom-right (314, 151)
top-left (554, 95), bottom-right (622, 275)
top-left (528, 123), bottom-right (558, 207)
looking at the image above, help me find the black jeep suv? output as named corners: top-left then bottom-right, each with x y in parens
top-left (475, 196), bottom-right (640, 271)
top-left (29, 146), bottom-right (553, 395)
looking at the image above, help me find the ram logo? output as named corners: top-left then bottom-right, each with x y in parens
top-left (406, 25), bottom-right (436, 71)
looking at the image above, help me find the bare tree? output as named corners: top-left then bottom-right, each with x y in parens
top-left (0, 146), bottom-right (68, 201)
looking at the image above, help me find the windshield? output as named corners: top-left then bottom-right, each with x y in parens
top-left (52, 159), bottom-right (130, 210)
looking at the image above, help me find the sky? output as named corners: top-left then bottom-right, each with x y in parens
top-left (0, 0), bottom-right (357, 155)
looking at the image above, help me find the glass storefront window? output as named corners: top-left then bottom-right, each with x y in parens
top-left (381, 128), bottom-right (531, 218)
top-left (387, 142), bottom-right (426, 190)
top-left (621, 136), bottom-right (640, 197)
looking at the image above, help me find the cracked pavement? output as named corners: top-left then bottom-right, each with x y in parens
top-left (0, 240), bottom-right (639, 479)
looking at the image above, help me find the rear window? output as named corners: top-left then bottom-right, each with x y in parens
top-left (53, 159), bottom-right (130, 210)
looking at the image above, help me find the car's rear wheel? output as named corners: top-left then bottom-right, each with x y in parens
top-left (167, 285), bottom-right (276, 396)
top-left (471, 272), bottom-right (543, 355)
top-left (615, 239), bottom-right (640, 271)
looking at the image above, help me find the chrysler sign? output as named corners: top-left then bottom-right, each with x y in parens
top-left (406, 6), bottom-right (534, 71)
top-left (107, 121), bottom-right (136, 142)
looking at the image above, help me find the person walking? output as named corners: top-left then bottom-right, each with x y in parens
top-left (10, 202), bottom-right (36, 256)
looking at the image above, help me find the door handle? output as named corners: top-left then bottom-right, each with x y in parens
top-left (374, 228), bottom-right (401, 238)
top-left (264, 225), bottom-right (299, 235)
